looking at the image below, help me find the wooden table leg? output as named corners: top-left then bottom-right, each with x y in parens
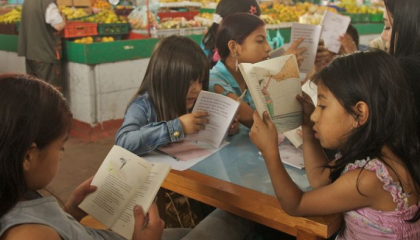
top-left (296, 230), bottom-right (325, 240)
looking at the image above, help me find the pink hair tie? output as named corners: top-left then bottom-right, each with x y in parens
top-left (212, 48), bottom-right (221, 62)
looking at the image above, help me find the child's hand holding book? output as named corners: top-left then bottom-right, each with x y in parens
top-left (179, 111), bottom-right (210, 135)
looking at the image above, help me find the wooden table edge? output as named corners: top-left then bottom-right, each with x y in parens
top-left (162, 169), bottom-right (343, 239)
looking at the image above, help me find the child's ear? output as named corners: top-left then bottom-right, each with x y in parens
top-left (23, 143), bottom-right (39, 171)
top-left (354, 101), bottom-right (369, 126)
top-left (227, 40), bottom-right (239, 56)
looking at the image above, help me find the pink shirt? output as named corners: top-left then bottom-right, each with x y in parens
top-left (337, 159), bottom-right (420, 240)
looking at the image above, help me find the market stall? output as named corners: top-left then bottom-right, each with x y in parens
top-left (0, 0), bottom-right (384, 139)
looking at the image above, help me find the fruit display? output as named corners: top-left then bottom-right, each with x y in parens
top-left (73, 36), bottom-right (114, 44)
top-left (260, 3), bottom-right (308, 24)
top-left (194, 12), bottom-right (212, 27)
top-left (92, 0), bottom-right (112, 12)
top-left (82, 9), bottom-right (127, 23)
top-left (159, 17), bottom-right (202, 29)
top-left (74, 36), bottom-right (93, 44)
top-left (0, 7), bottom-right (21, 23)
top-left (128, 9), bottom-right (158, 29)
top-left (59, 6), bottom-right (88, 20)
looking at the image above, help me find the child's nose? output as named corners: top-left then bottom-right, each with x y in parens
top-left (310, 108), bottom-right (319, 123)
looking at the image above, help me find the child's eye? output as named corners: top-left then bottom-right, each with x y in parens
top-left (384, 27), bottom-right (391, 31)
top-left (317, 105), bottom-right (325, 110)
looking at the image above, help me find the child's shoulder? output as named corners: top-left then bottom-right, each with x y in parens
top-left (1, 224), bottom-right (61, 240)
top-left (130, 92), bottom-right (152, 107)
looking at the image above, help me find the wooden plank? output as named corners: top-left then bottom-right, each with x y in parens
top-left (162, 169), bottom-right (342, 239)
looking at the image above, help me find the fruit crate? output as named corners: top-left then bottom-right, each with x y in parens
top-left (62, 21), bottom-right (98, 38)
top-left (97, 23), bottom-right (130, 35)
top-left (370, 13), bottom-right (383, 22)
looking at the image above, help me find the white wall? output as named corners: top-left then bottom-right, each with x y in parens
top-left (0, 50), bottom-right (150, 126)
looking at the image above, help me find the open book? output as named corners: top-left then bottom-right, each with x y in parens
top-left (78, 145), bottom-right (171, 240)
top-left (239, 55), bottom-right (302, 133)
top-left (185, 90), bottom-right (245, 148)
top-left (291, 22), bottom-right (322, 74)
top-left (321, 10), bottom-right (351, 53)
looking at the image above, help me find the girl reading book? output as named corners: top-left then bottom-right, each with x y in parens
top-left (0, 74), bottom-right (253, 240)
top-left (210, 13), bottom-right (326, 128)
top-left (115, 35), bottom-right (239, 156)
top-left (0, 74), bottom-right (160, 240)
top-left (250, 50), bottom-right (420, 239)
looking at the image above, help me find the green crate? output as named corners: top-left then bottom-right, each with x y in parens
top-left (98, 23), bottom-right (130, 35)
top-left (199, 8), bottom-right (215, 14)
top-left (370, 13), bottom-right (383, 22)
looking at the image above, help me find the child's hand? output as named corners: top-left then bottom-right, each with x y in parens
top-left (296, 92), bottom-right (315, 128)
top-left (284, 37), bottom-right (307, 66)
top-left (179, 111), bottom-right (209, 135)
top-left (314, 39), bottom-right (330, 72)
top-left (339, 34), bottom-right (357, 53)
top-left (64, 176), bottom-right (97, 221)
top-left (249, 111), bottom-right (278, 155)
top-left (228, 115), bottom-right (240, 135)
top-left (132, 203), bottom-right (164, 240)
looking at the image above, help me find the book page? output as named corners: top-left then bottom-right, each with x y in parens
top-left (111, 163), bottom-right (171, 240)
top-left (284, 127), bottom-right (303, 148)
top-left (291, 23), bottom-right (322, 74)
top-left (158, 141), bottom-right (213, 161)
top-left (238, 63), bottom-right (269, 115)
top-left (186, 91), bottom-right (239, 148)
top-left (78, 146), bottom-right (152, 228)
top-left (241, 55), bottom-right (302, 133)
top-left (320, 11), bottom-right (351, 53)
top-left (279, 144), bottom-right (304, 169)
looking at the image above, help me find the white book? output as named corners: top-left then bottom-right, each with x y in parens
top-left (291, 22), bottom-right (322, 74)
top-left (185, 90), bottom-right (245, 148)
top-left (320, 10), bottom-right (351, 53)
top-left (78, 145), bottom-right (171, 240)
top-left (239, 55), bottom-right (302, 133)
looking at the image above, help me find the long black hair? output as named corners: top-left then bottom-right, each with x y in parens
top-left (202, 0), bottom-right (261, 67)
top-left (135, 35), bottom-right (209, 122)
top-left (313, 50), bottom-right (420, 221)
top-left (383, 0), bottom-right (420, 57)
top-left (0, 74), bottom-right (72, 219)
top-left (216, 12), bottom-right (265, 61)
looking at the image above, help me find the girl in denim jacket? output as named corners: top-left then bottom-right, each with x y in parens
top-left (115, 35), bottom-right (239, 156)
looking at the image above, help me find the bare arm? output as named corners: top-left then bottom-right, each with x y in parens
top-left (214, 84), bottom-right (254, 128)
top-left (1, 224), bottom-right (61, 240)
top-left (296, 93), bottom-right (331, 188)
top-left (53, 21), bottom-right (66, 32)
top-left (250, 111), bottom-right (381, 216)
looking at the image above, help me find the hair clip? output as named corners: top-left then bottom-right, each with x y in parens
top-left (249, 6), bottom-right (257, 15)
top-left (212, 48), bottom-right (221, 62)
top-left (213, 14), bottom-right (223, 24)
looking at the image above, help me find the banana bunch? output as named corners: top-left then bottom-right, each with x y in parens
top-left (0, 9), bottom-right (21, 24)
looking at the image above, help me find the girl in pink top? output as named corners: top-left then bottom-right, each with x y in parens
top-left (250, 50), bottom-right (420, 239)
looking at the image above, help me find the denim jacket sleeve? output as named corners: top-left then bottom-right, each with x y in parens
top-left (115, 96), bottom-right (185, 155)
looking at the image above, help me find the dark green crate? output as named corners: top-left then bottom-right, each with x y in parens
top-left (370, 13), bottom-right (383, 22)
top-left (98, 23), bottom-right (130, 35)
top-left (63, 34), bottom-right (202, 64)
